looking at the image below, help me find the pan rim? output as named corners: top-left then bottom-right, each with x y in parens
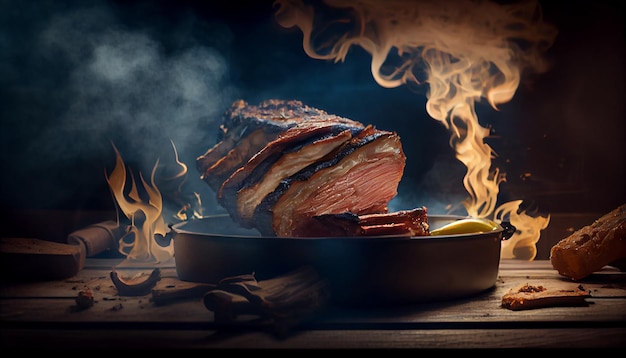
top-left (171, 213), bottom-right (505, 241)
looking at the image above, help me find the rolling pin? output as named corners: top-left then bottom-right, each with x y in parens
top-left (66, 220), bottom-right (126, 258)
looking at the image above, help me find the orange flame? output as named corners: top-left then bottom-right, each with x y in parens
top-left (157, 140), bottom-right (204, 221)
top-left (106, 144), bottom-right (174, 263)
top-left (274, 0), bottom-right (557, 259)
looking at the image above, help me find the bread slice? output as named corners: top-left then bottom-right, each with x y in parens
top-left (501, 283), bottom-right (591, 311)
top-left (550, 203), bottom-right (626, 280)
top-left (0, 238), bottom-right (84, 281)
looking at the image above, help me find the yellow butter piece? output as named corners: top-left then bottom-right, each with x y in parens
top-left (429, 218), bottom-right (499, 236)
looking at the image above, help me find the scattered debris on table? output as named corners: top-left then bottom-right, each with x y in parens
top-left (72, 289), bottom-right (95, 311)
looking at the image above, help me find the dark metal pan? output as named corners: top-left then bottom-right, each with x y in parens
top-left (171, 214), bottom-right (513, 306)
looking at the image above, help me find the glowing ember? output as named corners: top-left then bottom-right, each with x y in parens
top-left (106, 144), bottom-right (174, 264)
top-left (274, 0), bottom-right (558, 259)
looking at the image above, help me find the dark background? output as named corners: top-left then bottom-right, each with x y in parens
top-left (1, 0), bottom-right (624, 220)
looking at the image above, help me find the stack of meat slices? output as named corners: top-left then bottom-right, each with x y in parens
top-left (196, 99), bottom-right (429, 237)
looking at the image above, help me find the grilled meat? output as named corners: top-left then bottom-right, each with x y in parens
top-left (196, 99), bottom-right (428, 237)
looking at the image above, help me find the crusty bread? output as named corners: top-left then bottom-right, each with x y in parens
top-left (501, 283), bottom-right (591, 311)
top-left (0, 238), bottom-right (84, 281)
top-left (550, 203), bottom-right (626, 280)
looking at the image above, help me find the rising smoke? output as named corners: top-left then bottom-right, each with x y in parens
top-left (1, 0), bottom-right (236, 211)
top-left (3, 0), bottom-right (623, 225)
top-left (274, 0), bottom-right (558, 259)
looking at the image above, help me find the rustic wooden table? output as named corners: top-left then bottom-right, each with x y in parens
top-left (1, 259), bottom-right (625, 349)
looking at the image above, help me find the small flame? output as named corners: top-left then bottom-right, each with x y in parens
top-left (106, 144), bottom-right (174, 263)
top-left (156, 140), bottom-right (204, 221)
top-left (274, 0), bottom-right (557, 259)
top-left (495, 200), bottom-right (550, 260)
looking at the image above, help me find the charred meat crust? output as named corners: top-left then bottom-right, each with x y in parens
top-left (234, 129), bottom-right (360, 227)
top-left (252, 126), bottom-right (389, 235)
top-left (197, 99), bottom-right (423, 238)
top-left (217, 123), bottom-right (363, 227)
top-left (268, 131), bottom-right (405, 237)
top-left (196, 99), bottom-right (362, 192)
top-left (297, 207), bottom-right (429, 237)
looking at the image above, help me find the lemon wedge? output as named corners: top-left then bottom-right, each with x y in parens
top-left (429, 218), bottom-right (500, 236)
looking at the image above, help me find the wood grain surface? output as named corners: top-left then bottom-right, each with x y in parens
top-left (1, 259), bottom-right (625, 349)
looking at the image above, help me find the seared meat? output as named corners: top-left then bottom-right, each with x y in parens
top-left (296, 207), bottom-right (429, 237)
top-left (196, 99), bottom-right (428, 237)
top-left (220, 125), bottom-right (359, 228)
top-left (265, 126), bottom-right (406, 237)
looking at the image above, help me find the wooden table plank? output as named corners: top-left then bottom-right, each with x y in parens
top-left (1, 259), bottom-right (625, 349)
top-left (0, 268), bottom-right (182, 298)
top-left (2, 271), bottom-right (624, 324)
top-left (2, 296), bottom-right (625, 325)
